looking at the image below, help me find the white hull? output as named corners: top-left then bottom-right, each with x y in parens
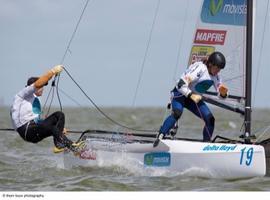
top-left (63, 139), bottom-right (266, 179)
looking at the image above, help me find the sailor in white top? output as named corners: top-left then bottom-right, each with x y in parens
top-left (154, 52), bottom-right (229, 147)
top-left (10, 65), bottom-right (83, 153)
top-left (11, 78), bottom-right (44, 130)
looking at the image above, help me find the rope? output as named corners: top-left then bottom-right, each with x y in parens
top-left (39, 0), bottom-right (158, 133)
top-left (55, 75), bottom-right (63, 111)
top-left (46, 86), bottom-right (55, 116)
top-left (194, 102), bottom-right (212, 141)
top-left (58, 87), bottom-right (83, 107)
top-left (63, 67), bottom-right (158, 133)
top-left (131, 0), bottom-right (161, 107)
top-left (0, 128), bottom-right (15, 132)
top-left (254, 125), bottom-right (270, 143)
top-left (56, 0), bottom-right (91, 111)
top-left (60, 0), bottom-right (91, 65)
top-left (43, 0), bottom-right (91, 114)
top-left (43, 83), bottom-right (54, 117)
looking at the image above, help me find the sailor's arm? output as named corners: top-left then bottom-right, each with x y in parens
top-left (176, 78), bottom-right (192, 97)
top-left (34, 65), bottom-right (64, 88)
top-left (218, 84), bottom-right (228, 98)
top-left (176, 65), bottom-right (204, 103)
top-left (176, 78), bottom-right (201, 104)
top-left (214, 75), bottom-right (228, 98)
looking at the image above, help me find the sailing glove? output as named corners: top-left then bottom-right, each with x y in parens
top-left (218, 84), bottom-right (228, 98)
top-left (51, 65), bottom-right (64, 75)
top-left (33, 65), bottom-right (64, 88)
top-left (190, 93), bottom-right (202, 103)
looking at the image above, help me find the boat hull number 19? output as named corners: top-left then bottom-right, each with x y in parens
top-left (240, 147), bottom-right (254, 166)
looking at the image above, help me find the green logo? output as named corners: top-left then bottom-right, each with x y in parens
top-left (144, 154), bottom-right (154, 165)
top-left (144, 152), bottom-right (171, 167)
top-left (210, 0), bottom-right (223, 16)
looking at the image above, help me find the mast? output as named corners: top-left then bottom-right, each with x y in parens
top-left (244, 0), bottom-right (253, 143)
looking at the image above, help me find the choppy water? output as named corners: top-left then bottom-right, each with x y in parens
top-left (1, 106), bottom-right (270, 191)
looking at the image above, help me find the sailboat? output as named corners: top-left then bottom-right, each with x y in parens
top-left (63, 0), bottom-right (269, 179)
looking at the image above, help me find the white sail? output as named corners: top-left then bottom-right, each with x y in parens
top-left (188, 0), bottom-right (247, 98)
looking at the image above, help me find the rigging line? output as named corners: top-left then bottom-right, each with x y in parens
top-left (131, 0), bottom-right (161, 107)
top-left (47, 86), bottom-right (55, 116)
top-left (46, 86), bottom-right (55, 117)
top-left (43, 79), bottom-right (56, 117)
top-left (253, 0), bottom-right (270, 106)
top-left (43, 84), bottom-right (53, 113)
top-left (43, 73), bottom-right (57, 116)
top-left (52, 0), bottom-right (91, 114)
top-left (63, 67), bottom-right (158, 133)
top-left (60, 0), bottom-right (91, 65)
top-left (223, 75), bottom-right (244, 82)
top-left (58, 88), bottom-right (83, 107)
top-left (0, 128), bottom-right (14, 132)
top-left (56, 75), bottom-right (63, 111)
top-left (254, 125), bottom-right (270, 143)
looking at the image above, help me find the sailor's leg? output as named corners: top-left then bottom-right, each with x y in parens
top-left (154, 98), bottom-right (184, 147)
top-left (40, 111), bottom-right (73, 148)
top-left (17, 122), bottom-right (44, 143)
top-left (45, 111), bottom-right (65, 132)
top-left (202, 113), bottom-right (215, 141)
top-left (159, 99), bottom-right (183, 135)
top-left (185, 100), bottom-right (215, 141)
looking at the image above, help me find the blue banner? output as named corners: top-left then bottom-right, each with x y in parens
top-left (201, 0), bottom-right (246, 26)
top-left (144, 152), bottom-right (171, 167)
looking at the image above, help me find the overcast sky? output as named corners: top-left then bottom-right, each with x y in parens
top-left (0, 0), bottom-right (269, 108)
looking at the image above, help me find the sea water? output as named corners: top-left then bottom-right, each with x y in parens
top-left (1, 106), bottom-right (270, 191)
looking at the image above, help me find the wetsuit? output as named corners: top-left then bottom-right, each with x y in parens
top-left (159, 61), bottom-right (223, 141)
top-left (10, 84), bottom-right (72, 148)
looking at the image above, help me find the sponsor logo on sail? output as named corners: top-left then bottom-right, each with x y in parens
top-left (194, 29), bottom-right (226, 45)
top-left (144, 152), bottom-right (171, 167)
top-left (188, 45), bottom-right (215, 65)
top-left (209, 0), bottom-right (223, 16)
top-left (201, 0), bottom-right (246, 26)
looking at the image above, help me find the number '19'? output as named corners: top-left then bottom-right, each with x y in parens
top-left (240, 147), bottom-right (254, 166)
